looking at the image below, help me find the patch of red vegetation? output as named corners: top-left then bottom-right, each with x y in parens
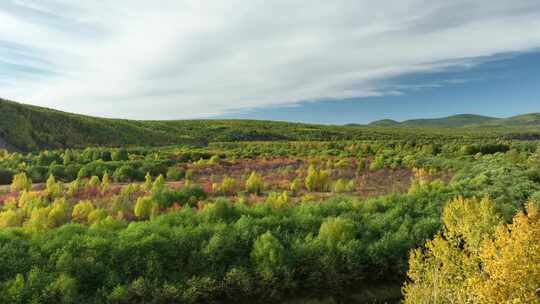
top-left (0, 192), bottom-right (18, 205)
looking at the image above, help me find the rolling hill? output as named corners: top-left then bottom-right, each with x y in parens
top-left (368, 113), bottom-right (540, 128)
top-left (1, 98), bottom-right (539, 151)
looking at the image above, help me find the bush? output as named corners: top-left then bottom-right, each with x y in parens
top-left (166, 167), bottom-right (185, 181)
top-left (113, 165), bottom-right (139, 182)
top-left (305, 165), bottom-right (330, 192)
top-left (10, 172), bottom-right (31, 192)
top-left (245, 171), bottom-right (264, 194)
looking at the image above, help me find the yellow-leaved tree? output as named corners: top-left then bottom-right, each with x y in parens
top-left (403, 197), bottom-right (540, 304)
top-left (472, 202), bottom-right (540, 304)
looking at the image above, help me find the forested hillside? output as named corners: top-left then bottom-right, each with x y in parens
top-left (369, 113), bottom-right (540, 128)
top-left (2, 98), bottom-right (540, 151)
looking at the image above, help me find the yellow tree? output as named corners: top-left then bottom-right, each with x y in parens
top-left (245, 171), bottom-right (264, 194)
top-left (101, 172), bottom-right (111, 195)
top-left (72, 201), bottom-right (95, 224)
top-left (472, 202), bottom-right (540, 304)
top-left (10, 172), bottom-right (31, 193)
top-left (403, 197), bottom-right (502, 304)
top-left (404, 198), bottom-right (540, 304)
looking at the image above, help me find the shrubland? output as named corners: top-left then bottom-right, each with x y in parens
top-left (0, 138), bottom-right (538, 303)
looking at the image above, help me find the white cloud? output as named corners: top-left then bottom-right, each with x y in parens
top-left (1, 0), bottom-right (540, 119)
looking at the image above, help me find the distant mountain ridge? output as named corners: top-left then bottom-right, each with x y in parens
top-left (1, 98), bottom-right (539, 151)
top-left (368, 113), bottom-right (540, 128)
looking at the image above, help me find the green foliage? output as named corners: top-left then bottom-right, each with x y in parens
top-left (245, 171), bottom-right (264, 194)
top-left (0, 117), bottom-right (539, 303)
top-left (289, 178), bottom-right (302, 195)
top-left (166, 167), bottom-right (185, 181)
top-left (305, 165), bottom-right (330, 192)
top-left (134, 196), bottom-right (156, 220)
top-left (72, 201), bottom-right (95, 224)
top-left (214, 177), bottom-right (237, 195)
top-left (318, 217), bottom-right (356, 246)
top-left (101, 172), bottom-right (111, 194)
top-left (251, 231), bottom-right (286, 280)
top-left (45, 175), bottom-right (63, 198)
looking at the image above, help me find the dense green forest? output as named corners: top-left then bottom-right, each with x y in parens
top-left (2, 98), bottom-right (540, 151)
top-left (0, 137), bottom-right (538, 303)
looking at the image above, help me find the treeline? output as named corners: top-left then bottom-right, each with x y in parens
top-left (2, 98), bottom-right (540, 151)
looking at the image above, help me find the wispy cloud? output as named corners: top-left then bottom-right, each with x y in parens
top-left (1, 0), bottom-right (540, 119)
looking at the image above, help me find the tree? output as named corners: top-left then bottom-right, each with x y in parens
top-left (266, 191), bottom-right (289, 209)
top-left (10, 172), bottom-right (31, 193)
top-left (87, 208), bottom-right (108, 224)
top-left (45, 175), bottom-right (63, 198)
top-left (88, 176), bottom-right (100, 189)
top-left (251, 231), bottom-right (286, 280)
top-left (369, 155), bottom-right (385, 171)
top-left (72, 201), bottom-right (95, 224)
top-left (47, 198), bottom-right (70, 228)
top-left (62, 149), bottom-right (74, 165)
top-left (66, 177), bottom-right (82, 196)
top-left (0, 209), bottom-right (24, 228)
top-left (143, 172), bottom-right (153, 192)
top-left (111, 149), bottom-right (129, 161)
top-left (166, 167), bottom-right (185, 181)
top-left (214, 177), bottom-right (236, 195)
top-left (305, 165), bottom-right (330, 192)
top-left (151, 174), bottom-right (166, 195)
top-left (245, 171), bottom-right (264, 195)
top-left (113, 165), bottom-right (138, 182)
top-left (289, 178), bottom-right (301, 195)
top-left (471, 202), bottom-right (540, 303)
top-left (403, 197), bottom-right (504, 304)
top-left (318, 217), bottom-right (356, 246)
top-left (134, 196), bottom-right (156, 220)
top-left (101, 172), bottom-right (111, 195)
top-left (333, 179), bottom-right (347, 193)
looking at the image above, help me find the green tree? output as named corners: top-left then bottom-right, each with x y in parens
top-left (45, 175), bottom-right (63, 198)
top-left (47, 198), bottom-right (70, 228)
top-left (318, 217), bottom-right (356, 246)
top-left (251, 231), bottom-right (286, 280)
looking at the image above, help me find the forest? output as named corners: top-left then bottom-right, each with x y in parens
top-left (2, 98), bottom-right (540, 152)
top-left (0, 137), bottom-right (538, 303)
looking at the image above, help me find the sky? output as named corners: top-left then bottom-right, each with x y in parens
top-left (1, 1), bottom-right (539, 124)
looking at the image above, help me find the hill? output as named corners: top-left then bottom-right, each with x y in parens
top-left (369, 114), bottom-right (500, 128)
top-left (1, 98), bottom-right (539, 151)
top-left (366, 119), bottom-right (400, 127)
top-left (368, 113), bottom-right (540, 128)
top-left (501, 113), bottom-right (540, 126)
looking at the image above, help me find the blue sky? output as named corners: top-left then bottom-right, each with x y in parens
top-left (220, 51), bottom-right (540, 124)
top-left (1, 1), bottom-right (539, 123)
